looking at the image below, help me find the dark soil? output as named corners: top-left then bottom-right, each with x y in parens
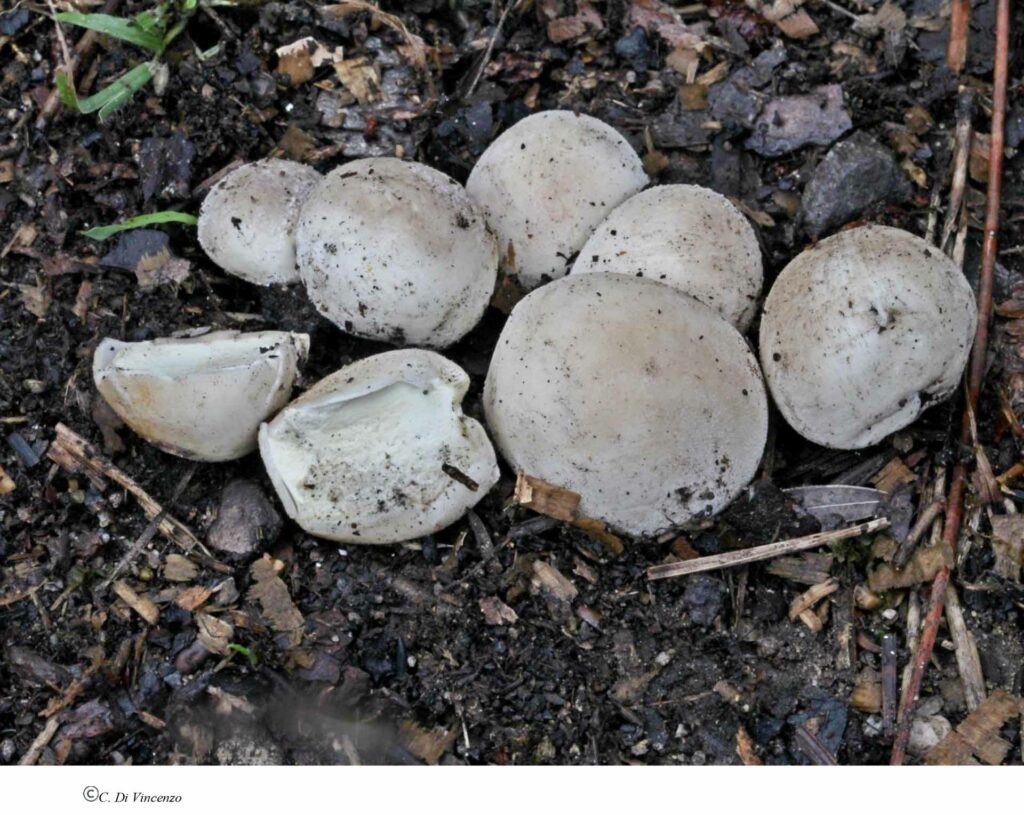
top-left (1, 0), bottom-right (1023, 766)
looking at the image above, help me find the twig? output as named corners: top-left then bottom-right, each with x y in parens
top-left (893, 499), bottom-right (945, 570)
top-left (465, 0), bottom-right (514, 99)
top-left (793, 724), bottom-right (838, 765)
top-left (18, 717), bottom-right (60, 765)
top-left (945, 583), bottom-right (986, 711)
top-left (100, 465), bottom-right (197, 592)
top-left (891, 0), bottom-right (1010, 765)
top-left (647, 519), bottom-right (889, 581)
top-left (47, 423), bottom-right (205, 554)
top-left (940, 89), bottom-right (976, 254)
top-left (881, 633), bottom-right (898, 735)
top-left (947, 0), bottom-right (972, 73)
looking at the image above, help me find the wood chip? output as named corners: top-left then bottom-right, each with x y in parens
top-left (514, 473), bottom-right (580, 522)
top-left (479, 596), bottom-right (518, 626)
top-left (177, 585), bottom-right (214, 613)
top-left (872, 457), bottom-right (916, 493)
top-left (531, 560), bottom-right (579, 604)
top-left (767, 552), bottom-right (833, 585)
top-left (0, 464), bottom-right (14, 495)
top-left (989, 514), bottom-right (1024, 581)
top-left (163, 554), bottom-right (199, 582)
top-left (399, 720), bottom-right (457, 765)
top-left (679, 83), bottom-right (707, 110)
top-left (775, 9), bottom-right (819, 39)
top-left (735, 725), bottom-right (763, 765)
top-left (944, 584), bottom-right (986, 711)
top-left (136, 710), bottom-right (166, 730)
top-left (850, 667), bottom-right (882, 712)
top-left (867, 541), bottom-right (953, 591)
top-left (111, 580), bottom-right (159, 625)
top-left (789, 578), bottom-right (839, 619)
top-left (924, 690), bottom-right (1022, 765)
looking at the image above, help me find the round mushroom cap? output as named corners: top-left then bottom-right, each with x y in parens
top-left (572, 185), bottom-right (763, 331)
top-left (296, 158), bottom-right (498, 348)
top-left (259, 349), bottom-right (499, 544)
top-left (93, 330), bottom-right (309, 462)
top-left (759, 224), bottom-right (977, 450)
top-left (466, 110), bottom-right (647, 290)
top-left (484, 273), bottom-right (768, 536)
top-left (198, 159), bottom-right (321, 286)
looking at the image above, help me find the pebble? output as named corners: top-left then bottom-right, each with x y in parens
top-left (206, 480), bottom-right (282, 560)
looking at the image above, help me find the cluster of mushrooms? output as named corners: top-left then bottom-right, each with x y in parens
top-left (94, 111), bottom-right (978, 544)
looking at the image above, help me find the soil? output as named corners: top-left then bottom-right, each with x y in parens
top-left (1, 0), bottom-right (1023, 766)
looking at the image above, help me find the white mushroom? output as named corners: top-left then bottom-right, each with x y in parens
top-left (296, 158), bottom-right (498, 348)
top-left (259, 349), bottom-right (499, 544)
top-left (759, 224), bottom-right (977, 449)
top-left (484, 273), bottom-right (768, 536)
top-left (571, 185), bottom-right (763, 330)
top-left (466, 110), bottom-right (647, 290)
top-left (94, 330), bottom-right (309, 462)
top-left (198, 158), bottom-right (321, 286)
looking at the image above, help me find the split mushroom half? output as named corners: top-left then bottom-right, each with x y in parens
top-left (466, 110), bottom-right (648, 290)
top-left (296, 158), bottom-right (498, 348)
top-left (198, 158), bottom-right (321, 286)
top-left (94, 330), bottom-right (309, 462)
top-left (759, 224), bottom-right (977, 449)
top-left (572, 185), bottom-right (763, 331)
top-left (484, 273), bottom-right (769, 536)
top-left (259, 349), bottom-right (499, 544)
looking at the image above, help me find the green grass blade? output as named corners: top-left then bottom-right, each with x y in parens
top-left (55, 12), bottom-right (164, 52)
top-left (55, 72), bottom-right (80, 111)
top-left (74, 61), bottom-right (154, 117)
top-left (80, 211), bottom-right (197, 241)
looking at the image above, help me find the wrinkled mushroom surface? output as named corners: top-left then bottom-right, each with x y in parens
top-left (198, 159), bottom-right (321, 286)
top-left (94, 330), bottom-right (309, 462)
top-left (759, 224), bottom-right (977, 449)
top-left (259, 349), bottom-right (499, 544)
top-left (466, 111), bottom-right (647, 290)
top-left (572, 185), bottom-right (763, 330)
top-left (296, 158), bottom-right (497, 348)
top-left (484, 273), bottom-right (768, 536)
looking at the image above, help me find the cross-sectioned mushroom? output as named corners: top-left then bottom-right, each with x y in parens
top-left (93, 330), bottom-right (309, 462)
top-left (198, 159), bottom-right (321, 286)
top-left (571, 185), bottom-right (763, 330)
top-left (759, 224), bottom-right (977, 449)
top-left (484, 273), bottom-right (768, 536)
top-left (296, 158), bottom-right (498, 348)
top-left (259, 349), bottom-right (499, 544)
top-left (466, 110), bottom-right (647, 290)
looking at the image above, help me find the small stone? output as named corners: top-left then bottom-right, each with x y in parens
top-left (800, 132), bottom-right (911, 238)
top-left (682, 575), bottom-right (726, 627)
top-left (207, 480), bottom-right (282, 560)
top-left (745, 85), bottom-right (852, 157)
top-left (614, 27), bottom-right (650, 71)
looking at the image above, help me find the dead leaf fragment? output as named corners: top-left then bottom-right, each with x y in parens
top-left (334, 56), bottom-right (381, 105)
top-left (868, 542), bottom-right (953, 591)
top-left (924, 690), bottom-right (1023, 765)
top-left (275, 37), bottom-right (342, 85)
top-left (400, 720), bottom-right (457, 765)
top-left (177, 585), bottom-right (214, 613)
top-left (0, 465), bottom-right (15, 495)
top-left (988, 514), bottom-right (1024, 581)
top-left (195, 612), bottom-right (233, 654)
top-left (18, 283), bottom-right (51, 319)
top-left (248, 555), bottom-right (303, 645)
top-left (736, 725), bottom-right (763, 765)
top-left (163, 554), bottom-right (199, 582)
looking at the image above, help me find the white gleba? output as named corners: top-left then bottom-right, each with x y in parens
top-left (759, 224), bottom-right (977, 449)
top-left (93, 330), bottom-right (309, 462)
top-left (259, 349), bottom-right (499, 544)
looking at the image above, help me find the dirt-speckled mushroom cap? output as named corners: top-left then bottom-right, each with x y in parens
top-left (484, 273), bottom-right (768, 536)
top-left (93, 330), bottom-right (309, 462)
top-left (197, 159), bottom-right (321, 286)
top-left (571, 185), bottom-right (763, 330)
top-left (466, 110), bottom-right (647, 290)
top-left (759, 224), bottom-right (977, 450)
top-left (259, 349), bottom-right (499, 544)
top-left (295, 158), bottom-right (498, 348)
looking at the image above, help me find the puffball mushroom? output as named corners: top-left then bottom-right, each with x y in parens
top-left (571, 185), bottom-right (763, 331)
top-left (484, 273), bottom-right (769, 536)
top-left (296, 158), bottom-right (498, 348)
top-left (759, 224), bottom-right (977, 449)
top-left (198, 158), bottom-right (321, 286)
top-left (93, 330), bottom-right (309, 462)
top-left (466, 110), bottom-right (647, 290)
top-left (259, 349), bottom-right (499, 544)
